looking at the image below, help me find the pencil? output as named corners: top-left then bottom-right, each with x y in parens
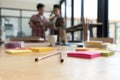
top-left (35, 51), bottom-right (63, 62)
top-left (60, 52), bottom-right (64, 63)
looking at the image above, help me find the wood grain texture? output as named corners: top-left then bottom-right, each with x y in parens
top-left (0, 43), bottom-right (119, 80)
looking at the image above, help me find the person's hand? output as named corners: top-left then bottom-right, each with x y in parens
top-left (52, 24), bottom-right (57, 30)
top-left (47, 22), bottom-right (57, 30)
top-left (32, 20), bottom-right (42, 27)
top-left (49, 24), bottom-right (54, 28)
top-left (36, 22), bottom-right (42, 27)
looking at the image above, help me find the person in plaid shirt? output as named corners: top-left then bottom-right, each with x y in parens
top-left (29, 3), bottom-right (47, 39)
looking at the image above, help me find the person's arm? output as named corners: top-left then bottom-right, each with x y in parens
top-left (46, 17), bottom-right (57, 30)
top-left (44, 17), bottom-right (48, 31)
top-left (56, 17), bottom-right (65, 28)
top-left (29, 15), bottom-right (36, 28)
top-left (29, 15), bottom-right (42, 28)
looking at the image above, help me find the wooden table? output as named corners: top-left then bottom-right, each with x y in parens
top-left (0, 43), bottom-right (120, 80)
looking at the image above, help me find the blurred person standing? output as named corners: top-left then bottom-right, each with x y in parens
top-left (48, 4), bottom-right (68, 46)
top-left (29, 3), bottom-right (47, 40)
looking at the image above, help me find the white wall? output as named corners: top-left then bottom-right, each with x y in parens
top-left (1, 0), bottom-right (36, 10)
top-left (0, 0), bottom-right (60, 11)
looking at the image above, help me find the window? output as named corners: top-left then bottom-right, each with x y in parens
top-left (74, 0), bottom-right (81, 25)
top-left (116, 23), bottom-right (120, 43)
top-left (109, 0), bottom-right (120, 21)
top-left (109, 0), bottom-right (120, 43)
top-left (0, 8), bottom-right (51, 40)
top-left (61, 2), bottom-right (65, 18)
top-left (22, 11), bottom-right (37, 17)
top-left (66, 0), bottom-right (72, 28)
top-left (67, 33), bottom-right (72, 41)
top-left (1, 17), bottom-right (20, 39)
top-left (84, 0), bottom-right (98, 38)
top-left (109, 23), bottom-right (116, 39)
top-left (1, 9), bottom-right (20, 17)
top-left (84, 0), bottom-right (97, 23)
top-left (21, 18), bottom-right (31, 36)
top-left (74, 31), bottom-right (81, 41)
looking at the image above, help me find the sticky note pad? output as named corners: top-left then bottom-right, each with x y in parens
top-left (76, 48), bottom-right (97, 51)
top-left (67, 51), bottom-right (101, 59)
top-left (85, 41), bottom-right (102, 46)
top-left (85, 41), bottom-right (106, 48)
top-left (29, 47), bottom-right (54, 52)
top-left (98, 50), bottom-right (114, 57)
top-left (6, 49), bottom-right (32, 54)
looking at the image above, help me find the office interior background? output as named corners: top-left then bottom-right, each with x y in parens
top-left (0, 0), bottom-right (120, 43)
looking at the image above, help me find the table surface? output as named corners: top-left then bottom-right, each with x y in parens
top-left (0, 43), bottom-right (120, 80)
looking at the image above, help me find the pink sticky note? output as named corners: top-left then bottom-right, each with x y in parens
top-left (67, 51), bottom-right (101, 59)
